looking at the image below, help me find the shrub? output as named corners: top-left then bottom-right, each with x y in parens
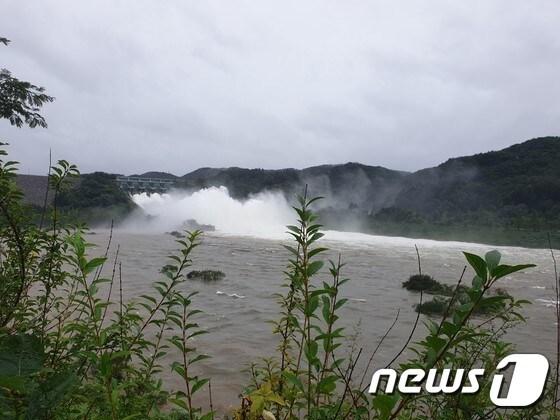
top-left (0, 147), bottom-right (213, 419)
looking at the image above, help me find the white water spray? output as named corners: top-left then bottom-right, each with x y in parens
top-left (120, 187), bottom-right (520, 250)
top-left (122, 186), bottom-right (293, 238)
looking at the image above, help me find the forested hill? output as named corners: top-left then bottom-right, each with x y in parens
top-left (16, 136), bottom-right (560, 246)
top-left (390, 136), bottom-right (560, 226)
top-left (167, 136), bottom-right (560, 229)
top-left (175, 162), bottom-right (406, 212)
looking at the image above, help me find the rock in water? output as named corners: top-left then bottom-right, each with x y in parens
top-left (187, 270), bottom-right (225, 281)
top-left (182, 219), bottom-right (216, 232)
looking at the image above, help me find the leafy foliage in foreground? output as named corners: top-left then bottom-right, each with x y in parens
top-left (1, 150), bottom-right (212, 419)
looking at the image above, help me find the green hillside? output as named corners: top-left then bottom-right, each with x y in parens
top-left (56, 172), bottom-right (136, 224)
top-left (392, 136), bottom-right (560, 229)
top-left (177, 162), bottom-right (406, 212)
top-left (16, 136), bottom-right (560, 247)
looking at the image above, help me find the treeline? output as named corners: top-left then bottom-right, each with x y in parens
top-left (391, 136), bottom-right (560, 230)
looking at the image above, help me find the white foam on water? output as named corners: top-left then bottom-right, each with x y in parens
top-left (120, 186), bottom-right (548, 255)
top-left (216, 290), bottom-right (245, 299)
top-left (321, 230), bottom-right (520, 251)
top-left (122, 186), bottom-right (292, 238)
top-left (536, 298), bottom-right (559, 307)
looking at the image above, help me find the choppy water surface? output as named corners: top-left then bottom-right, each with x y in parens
top-left (88, 229), bottom-right (558, 413)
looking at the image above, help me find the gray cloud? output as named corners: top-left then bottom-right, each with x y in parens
top-left (1, 0), bottom-right (559, 175)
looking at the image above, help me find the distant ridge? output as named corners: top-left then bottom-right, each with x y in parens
top-left (16, 137), bottom-right (560, 239)
top-left (131, 171), bottom-right (178, 179)
top-left (393, 136), bottom-right (560, 222)
top-left (15, 174), bottom-right (50, 206)
top-left (175, 162), bottom-right (406, 212)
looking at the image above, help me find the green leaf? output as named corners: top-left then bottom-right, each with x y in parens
top-left (191, 377), bottom-right (209, 395)
top-left (84, 257), bottom-right (107, 274)
top-left (426, 335), bottom-right (447, 354)
top-left (27, 371), bottom-right (77, 418)
top-left (478, 295), bottom-right (511, 308)
top-left (321, 296), bottom-right (331, 324)
top-left (283, 245), bottom-right (299, 256)
top-left (491, 264), bottom-right (536, 280)
top-left (472, 275), bottom-right (484, 291)
top-left (485, 250), bottom-right (501, 272)
top-left (169, 397), bottom-right (188, 410)
top-left (307, 260), bottom-right (324, 277)
top-left (308, 247), bottom-right (328, 258)
top-left (286, 225), bottom-right (301, 234)
top-left (440, 321), bottom-right (460, 338)
top-left (0, 334), bottom-right (44, 377)
top-left (334, 298), bottom-right (348, 310)
top-left (250, 395), bottom-right (265, 417)
top-left (0, 375), bottom-right (26, 392)
top-left (305, 340), bottom-right (318, 362)
top-left (372, 393), bottom-right (400, 419)
top-left (189, 354), bottom-right (210, 364)
top-left (309, 232), bottom-right (324, 243)
top-left (306, 295), bottom-right (320, 316)
top-left (317, 375), bottom-right (338, 394)
top-left (283, 371), bottom-right (304, 391)
top-left (463, 252), bottom-right (487, 280)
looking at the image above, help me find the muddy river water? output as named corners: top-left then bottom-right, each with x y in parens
top-left (88, 229), bottom-right (558, 412)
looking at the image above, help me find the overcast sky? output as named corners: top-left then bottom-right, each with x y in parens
top-left (1, 1), bottom-right (559, 175)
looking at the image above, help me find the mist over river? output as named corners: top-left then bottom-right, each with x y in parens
top-left (87, 224), bottom-right (558, 412)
